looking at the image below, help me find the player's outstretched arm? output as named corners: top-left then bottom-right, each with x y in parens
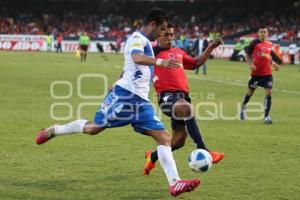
top-left (194, 38), bottom-right (223, 66)
top-left (132, 53), bottom-right (182, 68)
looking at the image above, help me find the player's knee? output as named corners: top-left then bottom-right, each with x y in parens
top-left (172, 140), bottom-right (185, 151)
top-left (180, 104), bottom-right (192, 117)
top-left (83, 125), bottom-right (103, 135)
top-left (159, 132), bottom-right (172, 146)
top-left (247, 89), bottom-right (254, 96)
top-left (174, 101), bottom-right (192, 118)
top-left (83, 127), bottom-right (97, 135)
top-left (146, 130), bottom-right (172, 146)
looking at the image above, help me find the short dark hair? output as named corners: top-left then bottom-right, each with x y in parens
top-left (258, 26), bottom-right (268, 30)
top-left (167, 22), bottom-right (174, 29)
top-left (145, 8), bottom-right (168, 26)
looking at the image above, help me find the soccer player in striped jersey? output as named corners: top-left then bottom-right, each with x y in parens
top-left (36, 9), bottom-right (200, 196)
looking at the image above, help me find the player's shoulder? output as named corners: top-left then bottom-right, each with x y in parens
top-left (127, 32), bottom-right (147, 44)
top-left (153, 45), bottom-right (163, 55)
top-left (130, 32), bottom-right (147, 40)
top-left (250, 38), bottom-right (261, 46)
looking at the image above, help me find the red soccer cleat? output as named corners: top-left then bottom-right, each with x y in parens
top-left (143, 150), bottom-right (156, 175)
top-left (169, 179), bottom-right (201, 196)
top-left (209, 151), bottom-right (224, 164)
top-left (36, 128), bottom-right (55, 145)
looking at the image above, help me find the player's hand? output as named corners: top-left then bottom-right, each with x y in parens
top-left (273, 62), bottom-right (280, 71)
top-left (161, 59), bottom-right (182, 68)
top-left (249, 64), bottom-right (256, 71)
top-left (209, 38), bottom-right (224, 49)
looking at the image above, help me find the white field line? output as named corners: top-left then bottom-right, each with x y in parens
top-left (188, 75), bottom-right (300, 95)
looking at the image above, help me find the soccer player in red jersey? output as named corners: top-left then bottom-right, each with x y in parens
top-left (240, 27), bottom-right (282, 124)
top-left (144, 23), bottom-right (224, 175)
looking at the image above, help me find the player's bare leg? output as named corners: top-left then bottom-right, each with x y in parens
top-left (145, 130), bottom-right (200, 196)
top-left (240, 88), bottom-right (255, 120)
top-left (36, 120), bottom-right (105, 145)
top-left (264, 88), bottom-right (272, 124)
top-left (171, 125), bottom-right (187, 150)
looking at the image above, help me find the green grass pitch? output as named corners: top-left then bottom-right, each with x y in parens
top-left (0, 51), bottom-right (299, 200)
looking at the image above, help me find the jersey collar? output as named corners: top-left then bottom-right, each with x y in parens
top-left (138, 31), bottom-right (149, 39)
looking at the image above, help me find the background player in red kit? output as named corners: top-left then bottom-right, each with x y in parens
top-left (240, 27), bottom-right (282, 124)
top-left (144, 23), bottom-right (224, 175)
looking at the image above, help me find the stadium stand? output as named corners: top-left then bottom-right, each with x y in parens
top-left (0, 0), bottom-right (299, 43)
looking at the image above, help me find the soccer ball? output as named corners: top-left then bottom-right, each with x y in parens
top-left (188, 149), bottom-right (212, 173)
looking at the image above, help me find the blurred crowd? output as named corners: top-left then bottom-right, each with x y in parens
top-left (0, 1), bottom-right (300, 42)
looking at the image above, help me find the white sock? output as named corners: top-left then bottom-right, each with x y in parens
top-left (157, 145), bottom-right (181, 186)
top-left (53, 119), bottom-right (88, 136)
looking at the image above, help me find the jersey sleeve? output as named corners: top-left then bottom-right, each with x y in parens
top-left (128, 35), bottom-right (145, 55)
top-left (153, 46), bottom-right (161, 56)
top-left (182, 51), bottom-right (196, 70)
top-left (271, 50), bottom-right (283, 64)
top-left (245, 39), bottom-right (259, 56)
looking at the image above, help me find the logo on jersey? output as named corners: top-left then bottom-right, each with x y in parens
top-left (132, 70), bottom-right (143, 81)
top-left (257, 52), bottom-right (271, 58)
top-left (256, 46), bottom-right (272, 58)
top-left (153, 75), bottom-right (159, 83)
top-left (131, 43), bottom-right (142, 48)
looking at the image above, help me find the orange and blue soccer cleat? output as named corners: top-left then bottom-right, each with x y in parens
top-left (169, 179), bottom-right (201, 196)
top-left (209, 151), bottom-right (225, 164)
top-left (143, 150), bottom-right (156, 175)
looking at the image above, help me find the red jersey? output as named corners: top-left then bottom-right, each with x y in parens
top-left (246, 39), bottom-right (273, 76)
top-left (153, 46), bottom-right (196, 93)
top-left (57, 35), bottom-right (63, 44)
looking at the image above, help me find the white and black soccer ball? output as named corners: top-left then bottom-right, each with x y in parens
top-left (188, 149), bottom-right (212, 173)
